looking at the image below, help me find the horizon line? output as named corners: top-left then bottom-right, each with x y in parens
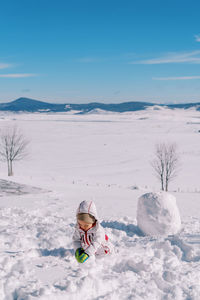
top-left (0, 97), bottom-right (200, 106)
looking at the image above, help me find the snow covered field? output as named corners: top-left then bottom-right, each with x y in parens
top-left (0, 107), bottom-right (200, 299)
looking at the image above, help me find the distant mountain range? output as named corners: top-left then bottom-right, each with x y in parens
top-left (0, 97), bottom-right (199, 113)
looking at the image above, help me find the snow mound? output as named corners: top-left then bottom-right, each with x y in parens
top-left (86, 109), bottom-right (118, 115)
top-left (137, 192), bottom-right (181, 236)
top-left (146, 105), bottom-right (168, 111)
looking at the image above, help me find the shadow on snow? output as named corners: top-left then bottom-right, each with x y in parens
top-left (38, 247), bottom-right (73, 258)
top-left (101, 220), bottom-right (144, 237)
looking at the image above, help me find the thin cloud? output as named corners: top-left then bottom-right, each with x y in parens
top-left (21, 89), bottom-right (31, 92)
top-left (131, 51), bottom-right (200, 64)
top-left (0, 73), bottom-right (36, 78)
top-left (153, 76), bottom-right (200, 80)
top-left (0, 63), bottom-right (12, 69)
top-left (77, 54), bottom-right (136, 63)
top-left (77, 57), bottom-right (103, 63)
top-left (195, 34), bottom-right (200, 42)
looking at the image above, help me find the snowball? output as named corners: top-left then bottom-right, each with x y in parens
top-left (137, 192), bottom-right (181, 236)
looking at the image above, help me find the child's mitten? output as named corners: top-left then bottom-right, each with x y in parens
top-left (75, 248), bottom-right (89, 263)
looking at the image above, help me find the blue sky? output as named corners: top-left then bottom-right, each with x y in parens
top-left (1, 0), bottom-right (200, 103)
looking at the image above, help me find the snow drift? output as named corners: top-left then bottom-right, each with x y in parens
top-left (137, 192), bottom-right (181, 236)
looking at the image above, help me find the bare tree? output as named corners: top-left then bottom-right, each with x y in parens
top-left (164, 143), bottom-right (179, 191)
top-left (151, 143), bottom-right (165, 191)
top-left (151, 142), bottom-right (179, 191)
top-left (0, 126), bottom-right (29, 176)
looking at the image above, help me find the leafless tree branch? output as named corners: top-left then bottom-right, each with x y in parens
top-left (0, 126), bottom-right (29, 176)
top-left (151, 142), bottom-right (179, 191)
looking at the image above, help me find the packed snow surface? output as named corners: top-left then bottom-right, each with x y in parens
top-left (137, 192), bottom-right (182, 236)
top-left (0, 108), bottom-right (200, 299)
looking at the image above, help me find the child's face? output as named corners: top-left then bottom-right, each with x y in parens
top-left (78, 220), bottom-right (94, 231)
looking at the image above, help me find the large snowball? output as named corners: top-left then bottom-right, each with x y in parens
top-left (137, 192), bottom-right (181, 236)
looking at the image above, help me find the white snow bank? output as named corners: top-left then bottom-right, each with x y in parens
top-left (85, 108), bottom-right (116, 115)
top-left (137, 192), bottom-right (181, 236)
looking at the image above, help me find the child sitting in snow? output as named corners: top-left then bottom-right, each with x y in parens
top-left (73, 200), bottom-right (112, 263)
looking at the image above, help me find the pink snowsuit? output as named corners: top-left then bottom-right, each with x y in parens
top-left (72, 200), bottom-right (111, 257)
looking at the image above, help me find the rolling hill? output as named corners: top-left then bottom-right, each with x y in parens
top-left (0, 97), bottom-right (199, 113)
